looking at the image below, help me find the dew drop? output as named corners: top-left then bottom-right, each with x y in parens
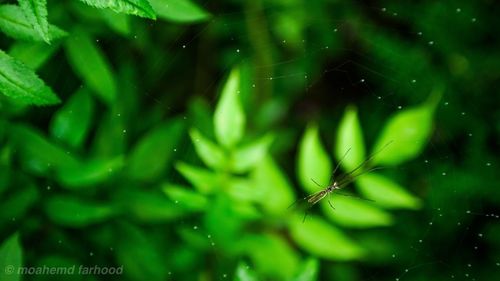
top-left (442, 172), bottom-right (447, 176)
top-left (429, 222), bottom-right (433, 225)
top-left (471, 18), bottom-right (476, 22)
top-left (193, 225), bottom-right (198, 230)
top-left (381, 7), bottom-right (386, 12)
top-left (47, 186), bottom-right (51, 190)
top-left (173, 148), bottom-right (177, 152)
top-left (486, 162), bottom-right (491, 166)
top-left (392, 254), bottom-right (396, 258)
top-left (223, 274), bottom-right (227, 278)
top-left (419, 239), bottom-right (423, 243)
top-left (444, 102), bottom-right (449, 106)
top-left (122, 129), bottom-right (127, 133)
top-left (182, 45), bottom-right (186, 48)
top-left (397, 105), bottom-right (402, 109)
top-left (478, 233), bottom-right (483, 237)
top-left (405, 269), bottom-right (409, 272)
top-left (456, 8), bottom-right (461, 13)
top-left (236, 49), bottom-right (240, 53)
top-left (411, 79), bottom-right (416, 83)
top-left (89, 252), bottom-right (94, 256)
top-left (334, 28), bottom-right (338, 32)
top-left (467, 264), bottom-right (472, 267)
top-left (428, 41), bottom-right (434, 45)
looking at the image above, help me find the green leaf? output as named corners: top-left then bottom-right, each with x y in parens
top-left (0, 50), bottom-right (59, 105)
top-left (65, 30), bottom-right (117, 105)
top-left (335, 105), bottom-right (366, 171)
top-left (0, 5), bottom-right (67, 42)
top-left (150, 0), bottom-right (210, 23)
top-left (293, 258), bottom-right (319, 281)
top-left (241, 234), bottom-right (299, 280)
top-left (10, 125), bottom-right (79, 174)
top-left (57, 156), bottom-right (124, 188)
top-left (45, 195), bottom-right (116, 227)
top-left (0, 184), bottom-right (38, 224)
top-left (235, 261), bottom-right (258, 281)
top-left (0, 233), bottom-right (22, 281)
top-left (231, 134), bottom-right (273, 173)
top-left (91, 111), bottom-right (126, 157)
top-left (18, 0), bottom-right (50, 43)
top-left (8, 41), bottom-right (59, 70)
top-left (175, 162), bottom-right (220, 193)
top-left (214, 68), bottom-right (245, 148)
top-left (356, 173), bottom-right (421, 209)
top-left (297, 124), bottom-right (332, 193)
top-left (50, 88), bottom-right (94, 148)
top-left (162, 183), bottom-right (208, 211)
top-left (127, 118), bottom-right (185, 181)
top-left (190, 128), bottom-right (227, 171)
top-left (79, 0), bottom-right (156, 19)
top-left (289, 215), bottom-right (364, 260)
top-left (372, 94), bottom-right (439, 165)
top-left (251, 156), bottom-right (295, 216)
top-left (100, 9), bottom-right (130, 35)
top-left (321, 196), bottom-right (393, 228)
top-left (115, 189), bottom-right (184, 222)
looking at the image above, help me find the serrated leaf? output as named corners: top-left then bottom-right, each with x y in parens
top-left (231, 134), bottom-right (273, 173)
top-left (8, 41), bottom-right (59, 70)
top-left (372, 94), bottom-right (440, 165)
top-left (150, 0), bottom-right (210, 23)
top-left (18, 0), bottom-right (50, 43)
top-left (50, 88), bottom-right (94, 148)
top-left (289, 215), bottom-right (364, 260)
top-left (297, 124), bottom-right (332, 193)
top-left (79, 0), bottom-right (156, 19)
top-left (0, 5), bottom-right (66, 42)
top-left (321, 196), bottom-right (393, 228)
top-left (251, 156), bottom-right (295, 216)
top-left (335, 105), bottom-right (366, 171)
top-left (356, 173), bottom-right (421, 209)
top-left (214, 68), bottom-right (245, 148)
top-left (45, 195), bottom-right (116, 227)
top-left (0, 50), bottom-right (59, 105)
top-left (127, 118), bottom-right (185, 181)
top-left (65, 30), bottom-right (117, 105)
top-left (57, 156), bottom-right (124, 188)
top-left (176, 162), bottom-right (220, 194)
top-left (293, 258), bottom-right (319, 281)
top-left (190, 128), bottom-right (227, 170)
top-left (0, 233), bottom-right (22, 281)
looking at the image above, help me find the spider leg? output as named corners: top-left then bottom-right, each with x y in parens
top-left (302, 211), bottom-right (309, 223)
top-left (328, 199), bottom-right (335, 210)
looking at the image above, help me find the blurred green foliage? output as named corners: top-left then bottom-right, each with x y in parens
top-left (0, 0), bottom-right (498, 281)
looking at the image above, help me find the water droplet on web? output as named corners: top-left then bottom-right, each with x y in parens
top-left (117, 113), bottom-right (121, 117)
top-left (478, 233), bottom-right (483, 237)
top-left (182, 45), bottom-right (186, 48)
top-left (442, 172), bottom-right (447, 176)
top-left (334, 28), bottom-right (338, 32)
top-left (405, 269), bottom-right (409, 272)
top-left (377, 96), bottom-right (382, 100)
top-left (122, 129), bottom-right (127, 133)
top-left (47, 186), bottom-right (51, 190)
top-left (457, 222), bottom-right (461, 225)
top-left (428, 41), bottom-right (434, 45)
top-left (397, 105), bottom-right (402, 109)
top-left (417, 31), bottom-right (423, 36)
top-left (471, 18), bottom-right (476, 22)
top-left (173, 148), bottom-right (177, 152)
top-left (174, 200), bottom-right (179, 204)
top-left (12, 217), bottom-right (16, 221)
top-left (211, 242), bottom-right (215, 246)
top-left (444, 102), bottom-right (449, 106)
top-left (168, 271), bottom-right (172, 275)
top-left (466, 210), bottom-right (471, 214)
top-left (393, 12), bottom-right (398, 16)
top-left (486, 162), bottom-right (491, 166)
top-left (468, 133), bottom-right (473, 137)
top-left (193, 225), bottom-right (198, 230)
top-left (110, 247), bottom-right (114, 251)
top-left (252, 84), bottom-right (256, 88)
top-left (381, 7), bottom-right (386, 12)
top-left (467, 264), bottom-right (472, 267)
top-left (411, 79), bottom-right (416, 83)
top-left (58, 240), bottom-right (62, 244)
top-left (496, 262), bottom-right (500, 266)
top-left (461, 112), bottom-right (466, 115)
top-left (89, 252), bottom-right (94, 256)
top-left (207, 234), bottom-right (211, 238)
top-left (424, 160), bottom-right (429, 163)
top-left (474, 246), bottom-right (478, 250)
top-left (236, 49), bottom-right (240, 53)
top-left (456, 8), bottom-right (461, 13)
top-left (223, 273), bottom-right (227, 278)
top-left (419, 239), bottom-right (423, 243)
top-left (392, 254), bottom-right (396, 258)
top-left (360, 78), bottom-right (365, 83)
top-left (429, 222), bottom-right (433, 225)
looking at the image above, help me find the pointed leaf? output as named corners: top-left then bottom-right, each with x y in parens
top-left (356, 173), bottom-right (421, 209)
top-left (0, 5), bottom-right (66, 42)
top-left (50, 88), bottom-right (94, 148)
top-left (235, 261), bottom-right (258, 281)
top-left (162, 183), bottom-right (208, 211)
top-left (190, 128), bottom-right (227, 170)
top-left (297, 124), bottom-right (332, 193)
top-left (252, 156), bottom-right (295, 215)
top-left (335, 105), bottom-right (365, 171)
top-left (127, 118), bottom-right (185, 181)
top-left (372, 94), bottom-right (440, 165)
top-left (65, 30), bottom-right (117, 105)
top-left (57, 156), bottom-right (124, 188)
top-left (9, 41), bottom-right (59, 70)
top-left (0, 50), bottom-right (59, 105)
top-left (0, 233), bottom-right (22, 281)
top-left (289, 215), bottom-right (364, 260)
top-left (45, 195), bottom-right (117, 227)
top-left (18, 0), bottom-right (50, 43)
top-left (150, 0), bottom-right (210, 23)
top-left (116, 189), bottom-right (184, 222)
top-left (214, 68), bottom-right (245, 148)
top-left (231, 134), bottom-right (273, 173)
top-left (321, 196), bottom-right (393, 228)
top-left (176, 162), bottom-right (220, 194)
top-left (79, 0), bottom-right (156, 19)
top-left (293, 258), bottom-right (319, 281)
